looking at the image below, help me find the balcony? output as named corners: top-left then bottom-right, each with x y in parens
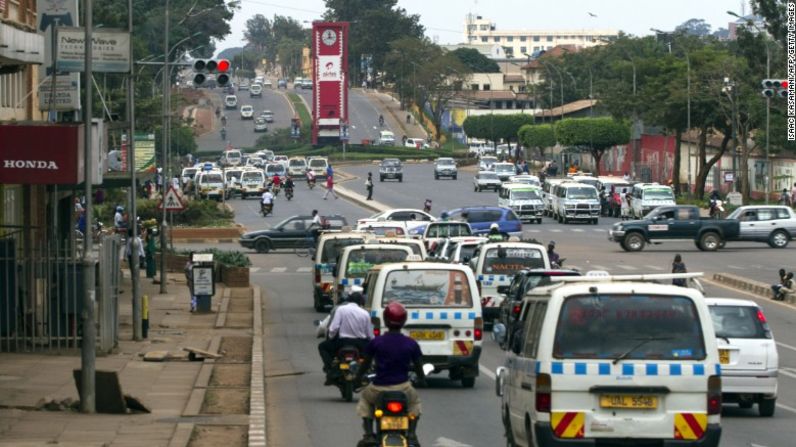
top-left (0, 21), bottom-right (44, 67)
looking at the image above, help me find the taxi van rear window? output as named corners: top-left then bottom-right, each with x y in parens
top-left (383, 270), bottom-right (472, 307)
top-left (553, 294), bottom-right (705, 361)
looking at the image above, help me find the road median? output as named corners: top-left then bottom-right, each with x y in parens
top-left (710, 272), bottom-right (796, 304)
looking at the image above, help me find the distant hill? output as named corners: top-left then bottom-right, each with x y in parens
top-left (217, 47), bottom-right (245, 60)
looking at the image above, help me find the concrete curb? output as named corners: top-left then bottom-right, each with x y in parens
top-left (335, 184), bottom-right (391, 214)
top-left (173, 238), bottom-right (239, 244)
top-left (183, 335), bottom-right (222, 417)
top-left (215, 288), bottom-right (231, 328)
top-left (711, 273), bottom-right (796, 304)
top-left (249, 285), bottom-right (266, 447)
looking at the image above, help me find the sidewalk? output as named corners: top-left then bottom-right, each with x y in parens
top-left (0, 268), bottom-right (257, 447)
top-left (360, 89), bottom-right (428, 141)
top-left (711, 272), bottom-right (796, 304)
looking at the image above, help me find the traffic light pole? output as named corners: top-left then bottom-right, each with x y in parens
top-left (764, 44), bottom-right (771, 205)
top-left (128, 0), bottom-right (142, 340)
top-left (160, 0), bottom-right (169, 294)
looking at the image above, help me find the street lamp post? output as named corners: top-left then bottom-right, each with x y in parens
top-left (160, 0), bottom-right (170, 294)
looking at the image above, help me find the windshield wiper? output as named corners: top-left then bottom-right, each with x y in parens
top-left (612, 336), bottom-right (673, 364)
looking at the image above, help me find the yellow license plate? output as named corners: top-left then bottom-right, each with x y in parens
top-left (719, 349), bottom-right (730, 364)
top-left (339, 363), bottom-right (349, 370)
top-left (409, 330), bottom-right (445, 341)
top-left (600, 394), bottom-right (658, 409)
top-left (380, 416), bottom-right (409, 431)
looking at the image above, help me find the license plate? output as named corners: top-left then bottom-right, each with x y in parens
top-left (380, 416), bottom-right (409, 431)
top-left (719, 349), bottom-right (730, 364)
top-left (600, 394), bottom-right (658, 409)
top-left (409, 330), bottom-right (445, 341)
top-left (339, 363), bottom-right (349, 370)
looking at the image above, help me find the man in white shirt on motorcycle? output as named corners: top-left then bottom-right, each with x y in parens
top-left (261, 189), bottom-right (274, 215)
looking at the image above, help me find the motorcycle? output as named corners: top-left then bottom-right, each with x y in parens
top-left (220, 127), bottom-right (227, 140)
top-left (423, 199), bottom-right (432, 214)
top-left (261, 202), bottom-right (273, 217)
top-left (271, 184), bottom-right (281, 197)
top-left (285, 186), bottom-right (294, 201)
top-left (307, 176), bottom-right (316, 190)
top-left (551, 257), bottom-right (566, 270)
top-left (709, 199), bottom-right (724, 219)
top-left (330, 344), bottom-right (365, 402)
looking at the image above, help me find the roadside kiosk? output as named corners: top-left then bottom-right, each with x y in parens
top-left (191, 253), bottom-right (216, 313)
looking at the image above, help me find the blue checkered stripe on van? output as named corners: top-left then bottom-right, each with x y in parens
top-left (539, 362), bottom-right (721, 377)
top-left (340, 277), bottom-right (363, 286)
top-left (477, 274), bottom-right (510, 286)
top-left (370, 310), bottom-right (477, 321)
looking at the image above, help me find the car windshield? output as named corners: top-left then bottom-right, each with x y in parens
top-left (567, 187), bottom-right (598, 200)
top-left (242, 172), bottom-right (262, 181)
top-left (383, 269), bottom-right (473, 307)
top-left (310, 160), bottom-right (327, 168)
top-left (225, 171), bottom-right (241, 181)
top-left (709, 305), bottom-right (768, 339)
top-left (289, 160), bottom-right (305, 167)
top-left (320, 237), bottom-right (365, 263)
top-left (426, 224), bottom-right (471, 238)
top-left (553, 294), bottom-right (706, 360)
top-left (266, 165), bottom-right (285, 174)
top-left (524, 271), bottom-right (581, 290)
top-left (242, 106), bottom-right (252, 112)
top-left (495, 165), bottom-right (514, 172)
top-left (183, 169), bottom-right (197, 177)
top-left (382, 159), bottom-right (400, 166)
top-left (483, 247), bottom-right (545, 274)
top-left (202, 174), bottom-right (223, 183)
top-left (437, 159), bottom-right (455, 166)
top-left (643, 188), bottom-right (675, 200)
top-left (512, 190), bottom-right (540, 200)
top-left (345, 249), bottom-right (410, 277)
top-left (480, 172), bottom-right (498, 180)
top-left (457, 244), bottom-right (480, 261)
top-left (255, 118), bottom-right (266, 123)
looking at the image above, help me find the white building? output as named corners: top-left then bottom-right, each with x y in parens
top-left (463, 14), bottom-right (618, 58)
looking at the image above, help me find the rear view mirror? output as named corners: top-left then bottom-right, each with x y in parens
top-left (497, 285), bottom-right (510, 295)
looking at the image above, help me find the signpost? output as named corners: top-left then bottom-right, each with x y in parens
top-left (158, 186), bottom-right (185, 211)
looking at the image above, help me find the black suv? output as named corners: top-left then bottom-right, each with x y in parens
top-left (379, 158), bottom-right (403, 182)
top-left (238, 214), bottom-right (348, 253)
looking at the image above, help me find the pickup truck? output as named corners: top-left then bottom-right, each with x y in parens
top-left (608, 205), bottom-right (740, 252)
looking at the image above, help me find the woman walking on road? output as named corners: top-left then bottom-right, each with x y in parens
top-left (671, 254), bottom-right (687, 287)
top-left (365, 172), bottom-right (374, 200)
top-left (323, 174), bottom-right (339, 200)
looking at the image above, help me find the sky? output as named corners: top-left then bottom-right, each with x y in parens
top-left (219, 0), bottom-right (749, 51)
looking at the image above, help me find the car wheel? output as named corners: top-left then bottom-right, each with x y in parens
top-left (255, 239), bottom-right (271, 254)
top-left (623, 233), bottom-right (645, 252)
top-left (461, 377), bottom-right (476, 388)
top-left (399, 176), bottom-right (403, 183)
top-left (698, 232), bottom-right (721, 251)
top-left (759, 397), bottom-right (776, 417)
top-left (503, 406), bottom-right (518, 447)
top-left (380, 176), bottom-right (384, 182)
top-left (453, 175), bottom-right (457, 180)
top-left (592, 218), bottom-right (599, 225)
top-left (768, 230), bottom-right (790, 248)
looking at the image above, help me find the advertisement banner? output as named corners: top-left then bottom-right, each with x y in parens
top-left (55, 27), bottom-right (131, 73)
top-left (0, 124), bottom-right (83, 185)
top-left (37, 0), bottom-right (81, 111)
top-left (135, 134), bottom-right (157, 173)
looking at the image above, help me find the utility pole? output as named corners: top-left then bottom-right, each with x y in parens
top-left (764, 41), bottom-right (771, 204)
top-left (128, 0), bottom-right (141, 340)
top-left (159, 0), bottom-right (170, 294)
top-left (80, 0), bottom-right (96, 414)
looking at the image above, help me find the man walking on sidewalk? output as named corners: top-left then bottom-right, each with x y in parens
top-left (365, 172), bottom-right (374, 200)
top-left (323, 174), bottom-right (339, 200)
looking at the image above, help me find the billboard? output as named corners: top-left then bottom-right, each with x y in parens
top-left (55, 27), bottom-right (131, 73)
top-left (37, 0), bottom-right (81, 111)
top-left (311, 22), bottom-right (349, 145)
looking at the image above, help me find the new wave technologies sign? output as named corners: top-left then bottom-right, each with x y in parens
top-left (311, 22), bottom-right (349, 145)
top-left (55, 27), bottom-right (131, 73)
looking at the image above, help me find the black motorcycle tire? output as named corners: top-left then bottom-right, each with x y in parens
top-left (341, 380), bottom-right (354, 402)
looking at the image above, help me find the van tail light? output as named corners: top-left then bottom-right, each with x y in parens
top-left (536, 373), bottom-right (552, 413)
top-left (372, 316), bottom-right (381, 337)
top-left (707, 375), bottom-right (722, 415)
top-left (512, 304), bottom-right (521, 317)
top-left (756, 309), bottom-right (767, 324)
top-left (474, 317), bottom-right (483, 341)
top-left (314, 268), bottom-right (321, 284)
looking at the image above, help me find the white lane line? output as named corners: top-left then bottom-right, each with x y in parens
top-left (296, 267), bottom-right (312, 273)
top-left (645, 265), bottom-right (664, 271)
top-left (777, 402), bottom-right (796, 414)
top-left (591, 265), bottom-right (608, 271)
top-left (271, 267), bottom-right (287, 273)
top-left (571, 229), bottom-right (584, 233)
top-left (592, 228), bottom-right (606, 232)
top-left (777, 341), bottom-right (796, 353)
top-left (250, 267), bottom-right (261, 273)
top-left (526, 229), bottom-right (540, 233)
top-left (549, 229), bottom-right (562, 233)
top-left (727, 265), bottom-right (744, 270)
top-left (615, 265), bottom-right (638, 271)
top-left (778, 369), bottom-right (796, 380)
top-left (479, 364), bottom-right (496, 381)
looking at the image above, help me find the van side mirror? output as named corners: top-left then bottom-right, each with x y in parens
top-left (497, 285), bottom-right (510, 295)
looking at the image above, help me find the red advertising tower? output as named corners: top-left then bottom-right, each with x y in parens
top-left (311, 22), bottom-right (349, 145)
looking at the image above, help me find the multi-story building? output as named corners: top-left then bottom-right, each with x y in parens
top-left (463, 14), bottom-right (617, 58)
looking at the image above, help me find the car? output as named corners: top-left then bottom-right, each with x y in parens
top-left (224, 95), bottom-right (238, 109)
top-left (312, 232), bottom-right (374, 311)
top-left (293, 77), bottom-right (304, 88)
top-left (262, 79), bottom-right (273, 89)
top-left (508, 174), bottom-right (541, 187)
top-left (255, 149), bottom-right (274, 162)
top-left (498, 183), bottom-right (544, 223)
top-left (253, 117), bottom-right (268, 132)
top-left (493, 162), bottom-right (516, 182)
top-left (245, 156), bottom-right (264, 168)
top-left (433, 236), bottom-right (488, 263)
top-left (727, 205), bottom-right (796, 248)
top-left (277, 79), bottom-right (288, 89)
top-left (238, 214), bottom-right (348, 253)
top-left (273, 155), bottom-right (289, 167)
top-left (300, 79), bottom-right (313, 89)
top-left (254, 76), bottom-right (264, 84)
top-left (550, 182), bottom-right (601, 224)
top-left (194, 169), bottom-right (225, 200)
top-left (238, 79), bottom-right (250, 91)
top-left (249, 84), bottom-right (263, 97)
top-left (260, 110), bottom-right (274, 123)
top-left (445, 206), bottom-right (522, 237)
top-left (404, 138), bottom-right (429, 149)
top-left (363, 262), bottom-right (483, 387)
top-left (238, 169), bottom-right (266, 198)
top-left (357, 209), bottom-right (435, 234)
top-left (264, 162), bottom-right (287, 179)
top-left (495, 273), bottom-right (723, 447)
top-left (630, 183), bottom-right (677, 218)
top-left (287, 157), bottom-right (307, 177)
top-left (180, 167), bottom-right (198, 186)
top-left (377, 130), bottom-right (395, 146)
top-left (356, 221), bottom-right (409, 237)
top-left (434, 157), bottom-right (457, 180)
top-left (417, 221), bottom-right (473, 248)
top-left (705, 297), bottom-right (778, 416)
top-left (240, 105), bottom-right (254, 119)
top-left (219, 149), bottom-right (242, 167)
top-left (479, 156), bottom-right (498, 171)
top-left (379, 158), bottom-right (403, 182)
top-left (473, 171), bottom-right (502, 192)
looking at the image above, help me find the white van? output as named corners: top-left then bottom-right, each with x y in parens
top-left (494, 162), bottom-right (516, 182)
top-left (224, 95), bottom-right (238, 109)
top-left (471, 242), bottom-right (549, 323)
top-left (551, 182), bottom-right (601, 224)
top-left (541, 178), bottom-right (568, 216)
top-left (249, 83), bottom-right (262, 97)
top-left (364, 262), bottom-right (483, 387)
top-left (496, 274), bottom-right (722, 447)
top-left (239, 169), bottom-right (266, 198)
top-left (220, 149), bottom-right (242, 167)
top-left (308, 157), bottom-right (329, 178)
top-left (264, 162), bottom-right (286, 179)
top-left (333, 244), bottom-right (413, 303)
top-left (378, 130), bottom-right (396, 146)
top-left (313, 232), bottom-right (373, 311)
top-left (498, 183), bottom-right (545, 224)
top-left (631, 183), bottom-right (676, 218)
top-left (195, 170), bottom-right (225, 200)
top-left (180, 167), bottom-right (198, 186)
top-left (288, 157), bottom-right (307, 177)
top-left (374, 237), bottom-right (427, 259)
top-left (223, 168), bottom-right (244, 198)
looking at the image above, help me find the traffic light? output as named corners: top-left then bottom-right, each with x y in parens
top-left (761, 79), bottom-right (789, 98)
top-left (192, 59), bottom-right (231, 87)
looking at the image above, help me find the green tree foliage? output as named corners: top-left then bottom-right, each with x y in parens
top-left (449, 48), bottom-right (500, 73)
top-left (244, 14), bottom-right (272, 53)
top-left (675, 18), bottom-right (712, 37)
top-left (243, 14), bottom-right (307, 71)
top-left (751, 0), bottom-right (789, 48)
top-left (463, 114), bottom-right (534, 154)
top-left (556, 118), bottom-right (630, 175)
top-left (324, 0), bottom-right (424, 84)
top-left (518, 124), bottom-right (556, 159)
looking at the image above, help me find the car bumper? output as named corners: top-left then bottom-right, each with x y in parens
top-left (380, 172), bottom-right (401, 178)
top-left (608, 230), bottom-right (626, 241)
top-left (721, 368), bottom-right (778, 395)
top-left (534, 423), bottom-right (721, 447)
top-left (436, 171), bottom-right (456, 176)
top-left (562, 209), bottom-right (600, 219)
top-left (238, 238), bottom-right (255, 249)
top-left (422, 346), bottom-right (481, 375)
top-left (515, 209), bottom-right (544, 219)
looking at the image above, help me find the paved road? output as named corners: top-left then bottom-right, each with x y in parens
top-left (182, 163), bottom-right (796, 446)
top-left (196, 86), bottom-right (294, 153)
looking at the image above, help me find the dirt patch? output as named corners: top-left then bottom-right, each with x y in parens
top-left (227, 296), bottom-right (252, 312)
top-left (229, 288), bottom-right (253, 299)
top-left (219, 336), bottom-right (252, 362)
top-left (201, 388), bottom-right (249, 414)
top-left (188, 425), bottom-right (247, 447)
top-left (210, 364), bottom-right (251, 387)
top-left (225, 312), bottom-right (253, 328)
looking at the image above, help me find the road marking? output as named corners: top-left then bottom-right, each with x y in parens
top-left (250, 267), bottom-right (261, 272)
top-left (271, 267), bottom-right (287, 273)
top-left (776, 341), bottom-right (796, 353)
top-left (591, 265), bottom-right (608, 271)
top-left (727, 265), bottom-right (744, 270)
top-left (296, 267), bottom-right (312, 273)
top-left (751, 443), bottom-right (770, 447)
top-left (778, 368), bottom-right (796, 379)
top-left (479, 364), bottom-right (496, 381)
top-left (615, 264), bottom-right (637, 271)
top-left (645, 265), bottom-right (664, 271)
top-left (549, 229), bottom-right (562, 233)
top-left (777, 402), bottom-right (796, 414)
top-left (571, 229), bottom-right (584, 232)
top-left (592, 228), bottom-right (606, 232)
top-left (433, 437), bottom-right (473, 447)
top-left (526, 229), bottom-right (540, 233)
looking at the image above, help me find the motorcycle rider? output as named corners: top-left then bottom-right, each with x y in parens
top-left (306, 168), bottom-right (316, 188)
top-left (378, 114), bottom-right (384, 127)
top-left (260, 188), bottom-right (274, 215)
top-left (284, 175), bottom-right (295, 198)
top-left (317, 291), bottom-right (373, 385)
top-left (114, 206), bottom-right (126, 233)
top-left (487, 223), bottom-right (504, 242)
top-left (354, 302), bottom-right (426, 446)
top-left (271, 174), bottom-right (282, 195)
top-left (423, 199), bottom-right (432, 214)
top-left (547, 241), bottom-right (561, 266)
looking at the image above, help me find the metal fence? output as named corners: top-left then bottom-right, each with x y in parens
top-left (0, 232), bottom-right (120, 353)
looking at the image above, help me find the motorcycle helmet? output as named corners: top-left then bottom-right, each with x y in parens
top-left (490, 223), bottom-right (499, 231)
top-left (383, 301), bottom-right (407, 330)
top-left (116, 206), bottom-right (124, 212)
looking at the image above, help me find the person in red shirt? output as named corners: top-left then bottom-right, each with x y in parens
top-left (323, 174), bottom-right (338, 200)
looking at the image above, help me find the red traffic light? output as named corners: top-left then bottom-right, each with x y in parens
top-left (781, 80), bottom-right (789, 89)
top-left (217, 59), bottom-right (230, 72)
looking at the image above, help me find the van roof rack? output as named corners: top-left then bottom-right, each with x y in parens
top-left (552, 272), bottom-right (703, 283)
